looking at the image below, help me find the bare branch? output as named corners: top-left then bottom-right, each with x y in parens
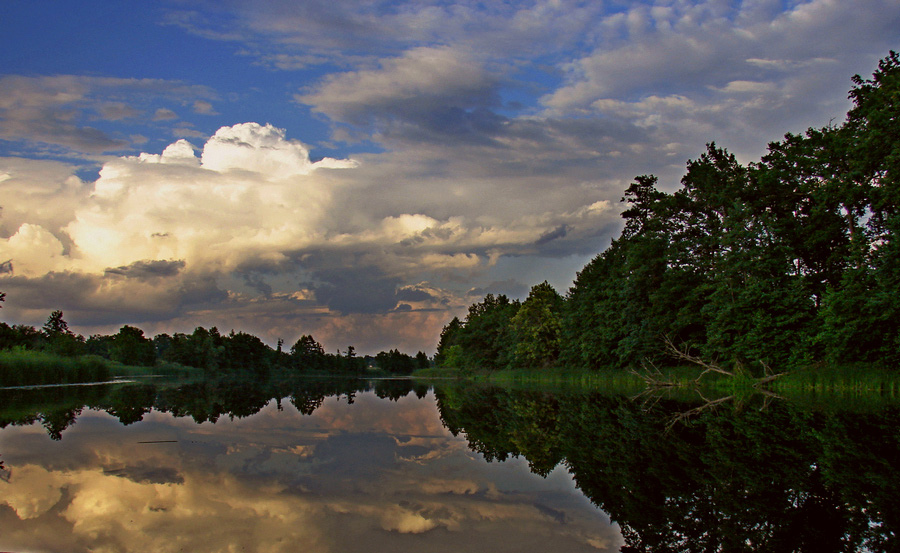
top-left (662, 335), bottom-right (735, 379)
top-left (665, 393), bottom-right (735, 431)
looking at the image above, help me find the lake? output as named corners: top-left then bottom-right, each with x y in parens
top-left (1, 376), bottom-right (898, 552)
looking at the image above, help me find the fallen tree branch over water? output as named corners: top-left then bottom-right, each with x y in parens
top-left (629, 336), bottom-right (790, 389)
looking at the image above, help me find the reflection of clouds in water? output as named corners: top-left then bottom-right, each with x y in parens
top-left (0, 391), bottom-right (622, 552)
top-left (2, 465), bottom-right (328, 553)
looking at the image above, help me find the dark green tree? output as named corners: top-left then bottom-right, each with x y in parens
top-left (818, 51), bottom-right (900, 365)
top-left (509, 281), bottom-right (564, 368)
top-left (221, 331), bottom-right (271, 374)
top-left (454, 294), bottom-right (520, 371)
top-left (109, 325), bottom-right (156, 366)
top-left (375, 349), bottom-right (416, 375)
top-left (41, 310), bottom-right (85, 357)
top-left (291, 334), bottom-right (326, 371)
top-left (434, 317), bottom-right (463, 367)
top-left (42, 310), bottom-right (70, 335)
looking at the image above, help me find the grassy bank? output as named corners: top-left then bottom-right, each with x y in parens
top-left (0, 349), bottom-right (202, 387)
top-left (414, 365), bottom-right (647, 393)
top-left (0, 350), bottom-right (113, 387)
top-left (415, 363), bottom-right (900, 402)
top-left (771, 363), bottom-right (900, 396)
top-left (110, 360), bottom-right (204, 379)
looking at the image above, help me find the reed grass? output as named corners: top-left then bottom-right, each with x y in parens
top-left (418, 363), bottom-right (900, 407)
top-left (0, 349), bottom-right (112, 387)
top-left (771, 363), bottom-right (900, 397)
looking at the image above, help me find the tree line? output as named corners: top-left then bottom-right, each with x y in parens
top-left (0, 304), bottom-right (430, 377)
top-left (436, 52), bottom-right (900, 373)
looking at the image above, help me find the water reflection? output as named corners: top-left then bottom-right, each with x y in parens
top-left (2, 378), bottom-right (899, 552)
top-left (0, 378), bottom-right (621, 553)
top-left (436, 385), bottom-right (900, 553)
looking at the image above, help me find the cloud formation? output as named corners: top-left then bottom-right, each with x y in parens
top-left (1, 0), bottom-right (898, 352)
top-left (0, 75), bottom-right (217, 155)
top-left (0, 122), bottom-right (613, 350)
top-left (298, 46), bottom-right (506, 146)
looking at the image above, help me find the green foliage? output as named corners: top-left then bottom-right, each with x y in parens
top-left (441, 344), bottom-right (465, 370)
top-left (434, 317), bottom-right (463, 367)
top-left (509, 281), bottom-right (564, 368)
top-left (0, 349), bottom-right (111, 387)
top-left (374, 349), bottom-right (417, 375)
top-left (437, 294), bottom-right (520, 371)
top-left (109, 325), bottom-right (157, 367)
top-left (221, 331), bottom-right (271, 374)
top-left (42, 311), bottom-right (86, 357)
top-left (0, 294), bottom-right (369, 382)
top-left (0, 323), bottom-right (46, 351)
top-left (815, 51), bottom-right (900, 366)
top-left (286, 334), bottom-right (365, 374)
top-left (444, 52), bottom-right (900, 373)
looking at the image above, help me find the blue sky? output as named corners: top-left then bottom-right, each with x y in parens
top-left (1, 0), bottom-right (898, 354)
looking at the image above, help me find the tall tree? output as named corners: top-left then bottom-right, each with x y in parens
top-left (43, 310), bottom-right (70, 336)
top-left (434, 317), bottom-right (463, 367)
top-left (509, 281), bottom-right (564, 368)
top-left (818, 51), bottom-right (900, 365)
top-left (455, 294), bottom-right (520, 371)
top-left (42, 310), bottom-right (85, 357)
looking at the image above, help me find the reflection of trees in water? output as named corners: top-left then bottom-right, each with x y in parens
top-left (435, 384), bottom-right (900, 553)
top-left (5, 378), bottom-right (898, 551)
top-left (373, 378), bottom-right (427, 401)
top-left (0, 376), bottom-right (419, 439)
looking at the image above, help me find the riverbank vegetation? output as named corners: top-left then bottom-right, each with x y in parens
top-left (0, 304), bottom-right (431, 386)
top-left (435, 52), bottom-right (900, 383)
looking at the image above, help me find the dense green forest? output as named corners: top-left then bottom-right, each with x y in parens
top-left (437, 52), bottom-right (900, 374)
top-left (0, 300), bottom-right (430, 385)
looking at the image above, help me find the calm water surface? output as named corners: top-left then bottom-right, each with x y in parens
top-left (0, 378), bottom-right (621, 552)
top-left (1, 377), bottom-right (898, 552)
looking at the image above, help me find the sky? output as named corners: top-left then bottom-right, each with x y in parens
top-left (0, 0), bottom-right (898, 355)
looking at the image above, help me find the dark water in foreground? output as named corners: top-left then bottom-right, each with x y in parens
top-left (0, 377), bottom-right (898, 552)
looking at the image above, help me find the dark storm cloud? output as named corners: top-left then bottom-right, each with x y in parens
top-left (310, 432), bottom-right (399, 480)
top-left (0, 270), bottom-right (228, 327)
top-left (395, 287), bottom-right (436, 303)
top-left (535, 225), bottom-right (570, 246)
top-left (306, 266), bottom-right (401, 315)
top-left (104, 466), bottom-right (185, 485)
top-left (174, 275), bottom-right (231, 307)
top-left (0, 272), bottom-right (99, 313)
top-left (105, 259), bottom-right (186, 279)
top-left (241, 271), bottom-right (274, 298)
top-left (379, 105), bottom-right (510, 147)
